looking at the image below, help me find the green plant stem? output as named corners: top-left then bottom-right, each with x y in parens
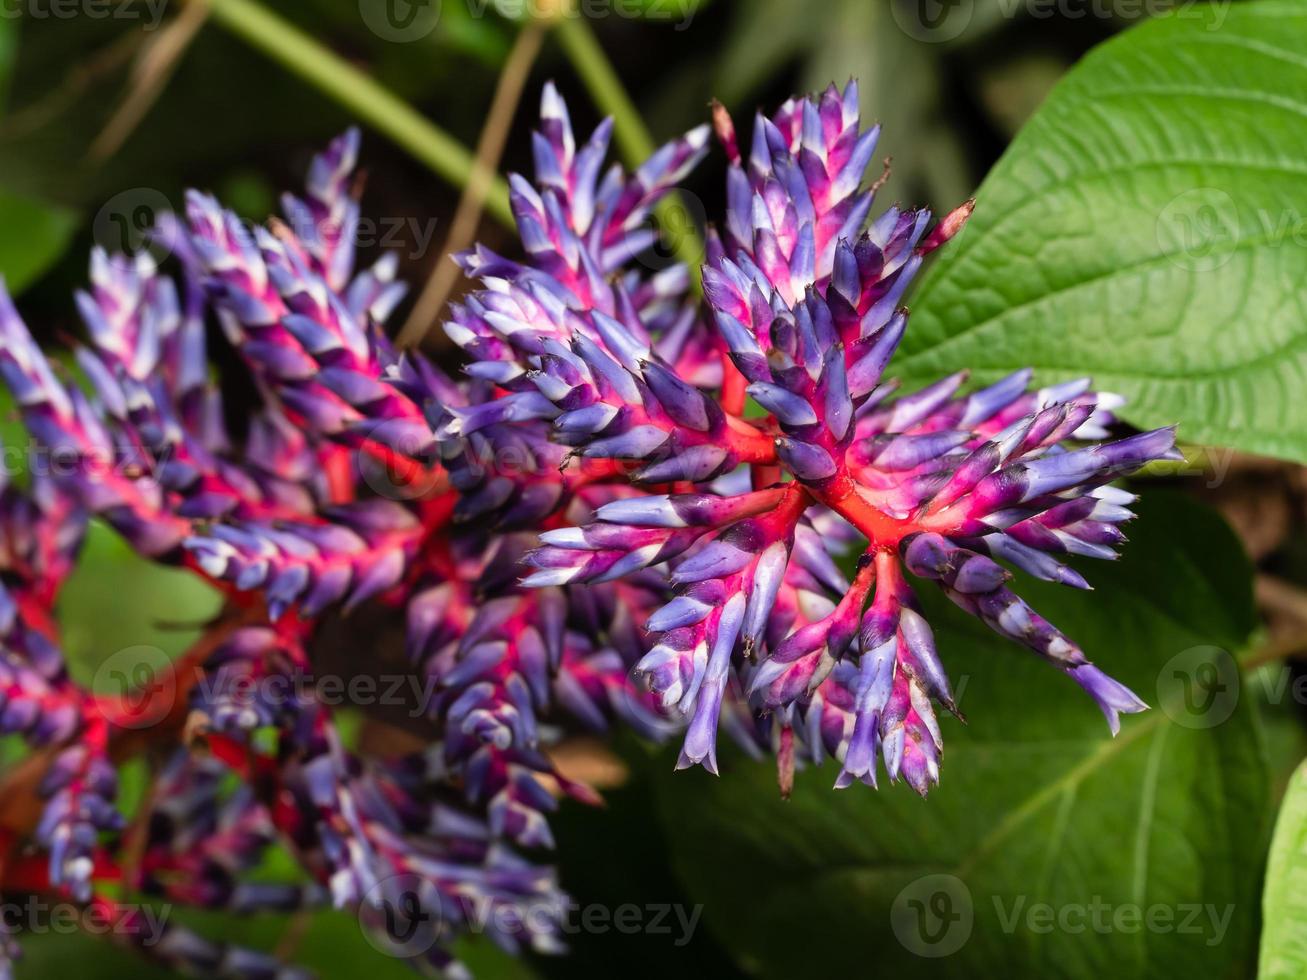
top-left (552, 14), bottom-right (706, 285)
top-left (194, 0), bottom-right (513, 227)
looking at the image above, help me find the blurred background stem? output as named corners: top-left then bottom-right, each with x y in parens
top-left (552, 14), bottom-right (707, 286)
top-left (397, 19), bottom-right (548, 347)
top-left (193, 0), bottom-right (514, 227)
top-left (190, 0), bottom-right (705, 301)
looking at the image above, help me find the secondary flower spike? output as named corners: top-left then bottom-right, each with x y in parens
top-left (513, 82), bottom-right (1179, 793)
top-left (0, 79), bottom-right (1178, 978)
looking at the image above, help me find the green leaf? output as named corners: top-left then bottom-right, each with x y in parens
top-left (0, 18), bottom-right (16, 118)
top-left (648, 493), bottom-right (1269, 978)
top-left (58, 521), bottom-right (222, 676)
top-left (902, 1), bottom-right (1307, 463)
top-left (1260, 759), bottom-right (1307, 978)
top-left (17, 907), bottom-right (538, 980)
top-left (533, 737), bottom-right (748, 980)
top-left (0, 188), bottom-right (76, 295)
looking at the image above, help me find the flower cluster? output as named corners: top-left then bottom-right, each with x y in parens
top-left (0, 79), bottom-right (1176, 976)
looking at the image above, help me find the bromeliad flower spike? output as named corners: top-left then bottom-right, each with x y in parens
top-left (516, 81), bottom-right (1175, 790)
top-left (0, 80), bottom-right (1178, 977)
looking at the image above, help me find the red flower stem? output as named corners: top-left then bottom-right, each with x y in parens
top-left (723, 415), bottom-right (777, 464)
top-left (356, 438), bottom-right (449, 496)
top-left (815, 473), bottom-right (916, 549)
top-left (750, 462), bottom-right (782, 490)
top-left (766, 483), bottom-right (812, 533)
top-left (720, 350), bottom-right (747, 416)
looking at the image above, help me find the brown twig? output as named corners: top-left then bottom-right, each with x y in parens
top-left (396, 20), bottom-right (547, 348)
top-left (117, 758), bottom-right (161, 899)
top-left (89, 1), bottom-right (211, 161)
top-left (1258, 573), bottom-right (1307, 626)
top-left (1, 33), bottom-right (143, 139)
top-left (273, 908), bottom-right (314, 961)
top-left (1242, 633), bottom-right (1307, 672)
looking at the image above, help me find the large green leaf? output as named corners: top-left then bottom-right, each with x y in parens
top-left (0, 188), bottom-right (76, 295)
top-left (0, 17), bottom-right (69, 291)
top-left (534, 738), bottom-right (748, 980)
top-left (58, 521), bottom-right (222, 675)
top-left (649, 494), bottom-right (1269, 978)
top-left (903, 1), bottom-right (1307, 463)
top-left (1260, 759), bottom-right (1307, 978)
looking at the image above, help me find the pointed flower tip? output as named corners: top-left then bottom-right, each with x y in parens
top-left (918, 198), bottom-right (976, 255)
top-left (711, 100), bottom-right (740, 165)
top-left (674, 753), bottom-right (720, 777)
top-left (1070, 663), bottom-right (1148, 736)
